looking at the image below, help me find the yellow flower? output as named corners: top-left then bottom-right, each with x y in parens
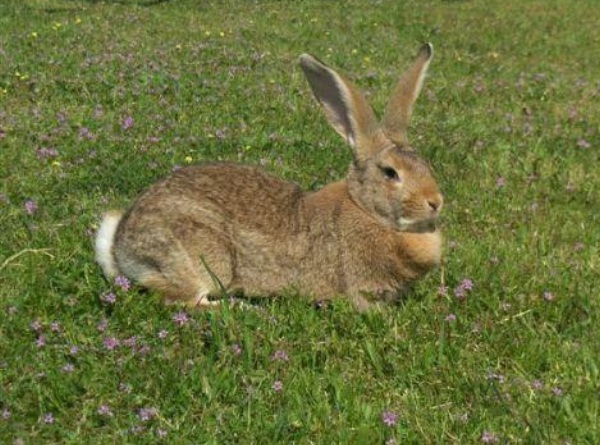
top-left (184, 156), bottom-right (193, 164)
top-left (204, 30), bottom-right (211, 37)
top-left (75, 17), bottom-right (82, 24)
top-left (30, 31), bottom-right (38, 38)
top-left (175, 44), bottom-right (182, 50)
top-left (219, 31), bottom-right (225, 37)
top-left (15, 71), bottom-right (29, 81)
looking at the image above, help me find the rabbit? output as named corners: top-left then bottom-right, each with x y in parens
top-left (95, 43), bottom-right (443, 311)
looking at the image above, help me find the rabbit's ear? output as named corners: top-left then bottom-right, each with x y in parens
top-left (381, 43), bottom-right (433, 147)
top-left (299, 54), bottom-right (382, 160)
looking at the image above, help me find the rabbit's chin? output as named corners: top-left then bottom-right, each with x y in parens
top-left (397, 217), bottom-right (438, 233)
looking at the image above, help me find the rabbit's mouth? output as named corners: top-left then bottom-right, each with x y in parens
top-left (398, 217), bottom-right (438, 233)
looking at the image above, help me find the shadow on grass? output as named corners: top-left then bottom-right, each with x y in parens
top-left (36, 0), bottom-right (173, 14)
top-left (78, 0), bottom-right (173, 5)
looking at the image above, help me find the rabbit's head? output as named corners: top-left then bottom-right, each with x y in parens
top-left (300, 44), bottom-right (442, 232)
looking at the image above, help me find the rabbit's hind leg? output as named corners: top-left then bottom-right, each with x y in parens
top-left (115, 228), bottom-right (233, 308)
top-left (137, 267), bottom-right (222, 308)
top-left (127, 250), bottom-right (228, 308)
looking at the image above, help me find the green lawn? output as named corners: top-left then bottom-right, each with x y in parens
top-left (1, 0), bottom-right (599, 443)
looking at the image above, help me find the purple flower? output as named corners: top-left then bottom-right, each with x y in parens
top-left (496, 177), bottom-right (506, 188)
top-left (138, 407), bottom-right (158, 422)
top-left (157, 428), bottom-right (168, 438)
top-left (543, 291), bottom-right (554, 302)
top-left (123, 336), bottom-right (137, 348)
top-left (101, 292), bottom-right (117, 304)
top-left (460, 278), bottom-right (473, 291)
top-left (271, 350), bottom-right (289, 362)
top-left (121, 115), bottom-right (135, 130)
top-left (576, 138), bottom-right (591, 149)
top-left (552, 386), bottom-right (564, 397)
top-left (172, 311), bottom-right (189, 326)
top-left (43, 412), bottom-right (55, 424)
top-left (50, 321), bottom-right (61, 333)
top-left (69, 345), bottom-right (80, 355)
top-left (445, 313), bottom-right (457, 322)
top-left (115, 275), bottom-right (131, 291)
top-left (78, 127), bottom-right (96, 140)
top-left (487, 372), bottom-right (505, 383)
top-left (454, 286), bottom-right (466, 299)
top-left (2, 408), bottom-right (11, 420)
top-left (132, 425), bottom-right (146, 434)
top-left (215, 128), bottom-right (228, 140)
top-left (272, 380), bottom-right (283, 392)
top-left (97, 318), bottom-right (108, 332)
top-left (531, 379), bottom-right (544, 390)
top-left (62, 363), bottom-right (75, 373)
top-left (97, 405), bottom-right (113, 417)
top-left (381, 410), bottom-right (398, 427)
top-left (36, 147), bottom-right (59, 160)
top-left (103, 337), bottom-right (120, 350)
top-left (24, 199), bottom-right (38, 215)
top-left (157, 329), bottom-right (169, 339)
top-left (30, 319), bottom-right (43, 332)
top-left (454, 278), bottom-right (474, 300)
top-left (481, 431), bottom-right (498, 443)
top-left (231, 343), bottom-right (242, 356)
top-left (438, 285), bottom-right (449, 297)
top-left (35, 335), bottom-right (46, 348)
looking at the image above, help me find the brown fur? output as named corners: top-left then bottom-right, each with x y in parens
top-left (96, 44), bottom-right (443, 311)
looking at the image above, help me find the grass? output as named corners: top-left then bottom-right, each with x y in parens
top-left (1, 0), bottom-right (599, 443)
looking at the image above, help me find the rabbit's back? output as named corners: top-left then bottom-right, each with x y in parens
top-left (124, 163), bottom-right (303, 230)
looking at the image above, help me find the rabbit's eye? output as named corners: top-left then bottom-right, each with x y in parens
top-left (381, 166), bottom-right (400, 182)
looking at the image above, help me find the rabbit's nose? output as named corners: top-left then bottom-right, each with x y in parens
top-left (427, 196), bottom-right (443, 213)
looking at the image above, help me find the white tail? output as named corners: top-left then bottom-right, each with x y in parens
top-left (94, 211), bottom-right (123, 279)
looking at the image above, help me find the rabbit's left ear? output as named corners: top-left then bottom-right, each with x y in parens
top-left (381, 43), bottom-right (433, 147)
top-left (299, 54), bottom-right (383, 162)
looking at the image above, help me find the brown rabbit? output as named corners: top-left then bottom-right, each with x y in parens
top-left (95, 43), bottom-right (443, 311)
